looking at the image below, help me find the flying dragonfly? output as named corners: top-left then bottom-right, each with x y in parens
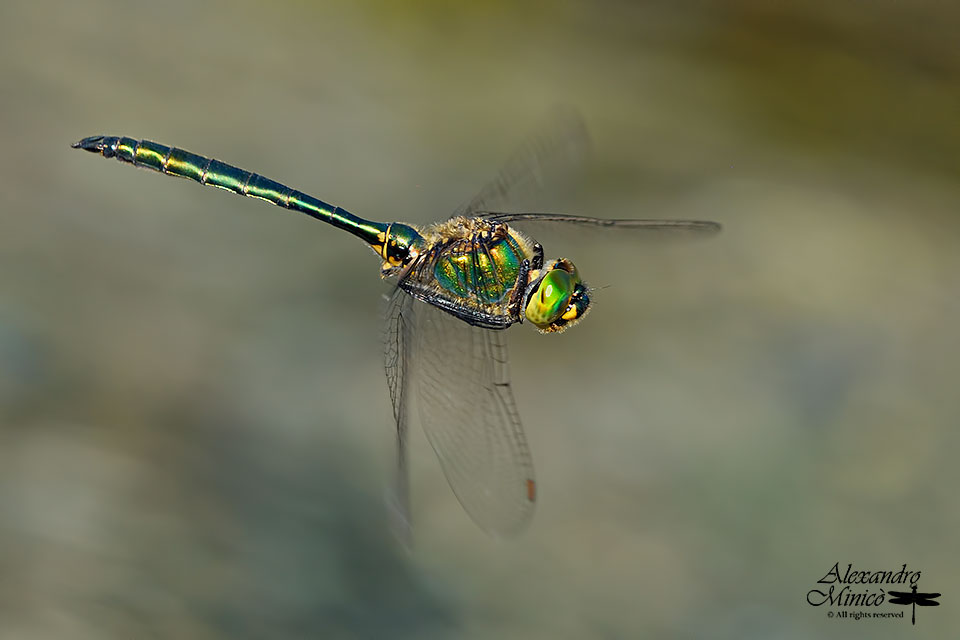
top-left (72, 110), bottom-right (720, 539)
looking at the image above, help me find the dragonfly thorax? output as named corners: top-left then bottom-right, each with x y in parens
top-left (394, 216), bottom-right (591, 333)
top-left (397, 217), bottom-right (540, 330)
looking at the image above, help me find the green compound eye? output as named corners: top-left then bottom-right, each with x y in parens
top-left (525, 268), bottom-right (575, 329)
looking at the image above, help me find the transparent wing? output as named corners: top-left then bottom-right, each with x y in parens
top-left (415, 302), bottom-right (536, 536)
top-left (454, 109), bottom-right (722, 237)
top-left (455, 105), bottom-right (591, 218)
top-left (384, 288), bottom-right (415, 545)
top-left (477, 212), bottom-right (722, 235)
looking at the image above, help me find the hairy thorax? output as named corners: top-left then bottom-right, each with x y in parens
top-left (398, 217), bottom-right (539, 329)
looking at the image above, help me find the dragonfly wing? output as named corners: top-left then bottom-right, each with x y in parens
top-left (455, 106), bottom-right (591, 218)
top-left (477, 212), bottom-right (721, 235)
top-left (384, 288), bottom-right (416, 544)
top-left (454, 110), bottom-right (722, 239)
top-left (415, 302), bottom-right (536, 536)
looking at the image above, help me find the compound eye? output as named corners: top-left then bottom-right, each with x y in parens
top-left (524, 268), bottom-right (574, 329)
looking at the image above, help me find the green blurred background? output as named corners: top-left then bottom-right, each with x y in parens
top-left (2, 1), bottom-right (958, 638)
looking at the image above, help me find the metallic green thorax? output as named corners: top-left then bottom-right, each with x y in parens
top-left (71, 136), bottom-right (421, 267)
top-left (395, 217), bottom-right (540, 330)
top-left (432, 232), bottom-right (525, 304)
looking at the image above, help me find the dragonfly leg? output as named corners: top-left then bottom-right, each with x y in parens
top-left (507, 258), bottom-right (531, 322)
top-left (531, 243), bottom-right (543, 270)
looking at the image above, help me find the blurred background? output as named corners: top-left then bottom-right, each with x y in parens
top-left (2, 1), bottom-right (958, 638)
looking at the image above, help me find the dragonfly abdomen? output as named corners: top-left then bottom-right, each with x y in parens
top-left (72, 135), bottom-right (391, 250)
top-left (75, 136), bottom-right (310, 204)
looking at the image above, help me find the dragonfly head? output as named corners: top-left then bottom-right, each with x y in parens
top-left (523, 258), bottom-right (590, 333)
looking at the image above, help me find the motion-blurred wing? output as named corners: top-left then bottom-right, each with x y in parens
top-left (415, 303), bottom-right (536, 536)
top-left (384, 288), bottom-right (415, 544)
top-left (453, 108), bottom-right (721, 236)
top-left (456, 106), bottom-right (591, 218)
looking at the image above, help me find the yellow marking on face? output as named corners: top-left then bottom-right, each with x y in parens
top-left (561, 306), bottom-right (578, 321)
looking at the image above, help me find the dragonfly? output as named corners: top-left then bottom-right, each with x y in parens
top-left (72, 111), bottom-right (720, 538)
top-left (888, 584), bottom-right (941, 625)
